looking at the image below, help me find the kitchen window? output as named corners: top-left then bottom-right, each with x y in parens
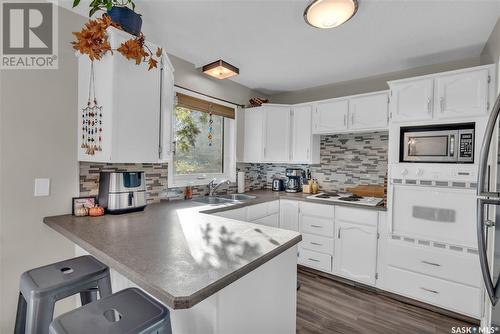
top-left (168, 89), bottom-right (236, 187)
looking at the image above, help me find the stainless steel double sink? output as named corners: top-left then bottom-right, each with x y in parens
top-left (194, 194), bottom-right (257, 204)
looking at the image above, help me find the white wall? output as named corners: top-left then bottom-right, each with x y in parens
top-left (481, 18), bottom-right (500, 65)
top-left (268, 57), bottom-right (482, 104)
top-left (0, 7), bottom-right (84, 333)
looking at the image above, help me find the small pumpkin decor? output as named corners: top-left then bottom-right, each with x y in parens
top-left (74, 205), bottom-right (89, 217)
top-left (71, 0), bottom-right (162, 71)
top-left (88, 205), bottom-right (105, 217)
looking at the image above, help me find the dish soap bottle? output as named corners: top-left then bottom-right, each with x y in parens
top-left (311, 179), bottom-right (319, 194)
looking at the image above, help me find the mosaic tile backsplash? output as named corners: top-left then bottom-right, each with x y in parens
top-left (79, 131), bottom-right (388, 201)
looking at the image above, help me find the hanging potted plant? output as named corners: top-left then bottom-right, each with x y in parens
top-left (71, 3), bottom-right (162, 70)
top-left (73, 0), bottom-right (142, 36)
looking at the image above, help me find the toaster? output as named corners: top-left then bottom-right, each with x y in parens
top-left (98, 172), bottom-right (147, 214)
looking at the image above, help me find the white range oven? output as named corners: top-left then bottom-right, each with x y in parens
top-left (388, 164), bottom-right (477, 248)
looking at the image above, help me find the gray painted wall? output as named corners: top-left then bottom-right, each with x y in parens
top-left (268, 57), bottom-right (482, 104)
top-left (0, 8), bottom-right (84, 333)
top-left (481, 18), bottom-right (500, 64)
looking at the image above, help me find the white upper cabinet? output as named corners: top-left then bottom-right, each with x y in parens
top-left (242, 107), bottom-right (264, 163)
top-left (263, 105), bottom-right (291, 162)
top-left (435, 68), bottom-right (490, 120)
top-left (349, 92), bottom-right (389, 130)
top-left (389, 65), bottom-right (494, 124)
top-left (312, 92), bottom-right (389, 134)
top-left (77, 27), bottom-right (174, 163)
top-left (242, 104), bottom-right (319, 164)
top-left (389, 78), bottom-right (434, 123)
top-left (313, 99), bottom-right (349, 133)
top-left (335, 221), bottom-right (378, 285)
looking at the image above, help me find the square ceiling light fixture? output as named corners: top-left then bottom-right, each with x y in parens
top-left (202, 60), bottom-right (239, 80)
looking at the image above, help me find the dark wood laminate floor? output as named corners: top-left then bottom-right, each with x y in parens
top-left (297, 268), bottom-right (475, 334)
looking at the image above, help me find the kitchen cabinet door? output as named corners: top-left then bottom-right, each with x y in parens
top-left (253, 214), bottom-right (279, 228)
top-left (263, 106), bottom-right (291, 163)
top-left (312, 99), bottom-right (349, 134)
top-left (279, 200), bottom-right (299, 231)
top-left (349, 92), bottom-right (388, 130)
top-left (390, 78), bottom-right (434, 123)
top-left (243, 107), bottom-right (264, 162)
top-left (77, 27), bottom-right (170, 163)
top-left (435, 68), bottom-right (490, 119)
top-left (213, 208), bottom-right (247, 221)
top-left (291, 105), bottom-right (313, 163)
top-left (335, 221), bottom-right (378, 285)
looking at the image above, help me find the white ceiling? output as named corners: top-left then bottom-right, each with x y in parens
top-left (62, 0), bottom-right (500, 95)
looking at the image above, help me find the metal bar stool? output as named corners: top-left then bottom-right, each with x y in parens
top-left (14, 255), bottom-right (112, 334)
top-left (49, 288), bottom-right (172, 334)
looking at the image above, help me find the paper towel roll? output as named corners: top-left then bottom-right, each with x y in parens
top-left (237, 171), bottom-right (245, 193)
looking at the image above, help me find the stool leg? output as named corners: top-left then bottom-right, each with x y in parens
top-left (80, 287), bottom-right (98, 305)
top-left (97, 275), bottom-right (112, 299)
top-left (14, 292), bottom-right (26, 334)
top-left (25, 298), bottom-right (54, 334)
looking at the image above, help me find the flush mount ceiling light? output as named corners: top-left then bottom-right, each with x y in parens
top-left (304, 0), bottom-right (358, 29)
top-left (202, 60), bottom-right (239, 80)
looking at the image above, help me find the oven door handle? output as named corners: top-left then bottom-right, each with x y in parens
top-left (477, 198), bottom-right (500, 305)
top-left (449, 134), bottom-right (455, 157)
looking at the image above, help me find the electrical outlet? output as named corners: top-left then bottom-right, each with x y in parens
top-left (34, 178), bottom-right (50, 197)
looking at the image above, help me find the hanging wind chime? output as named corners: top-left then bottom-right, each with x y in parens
top-left (81, 62), bottom-right (103, 156)
top-left (208, 104), bottom-right (214, 147)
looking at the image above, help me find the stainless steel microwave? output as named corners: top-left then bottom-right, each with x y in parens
top-left (400, 123), bottom-right (474, 163)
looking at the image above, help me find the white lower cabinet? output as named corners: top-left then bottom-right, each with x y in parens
top-left (252, 213), bottom-right (279, 228)
top-left (335, 221), bottom-right (378, 285)
top-left (279, 200), bottom-right (299, 231)
top-left (298, 248), bottom-right (332, 273)
top-left (384, 265), bottom-right (481, 318)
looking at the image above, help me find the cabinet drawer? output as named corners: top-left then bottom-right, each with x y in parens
top-left (299, 248), bottom-right (332, 272)
top-left (335, 206), bottom-right (378, 225)
top-left (247, 202), bottom-right (269, 221)
top-left (387, 241), bottom-right (481, 287)
top-left (385, 266), bottom-right (481, 318)
top-left (300, 215), bottom-right (334, 237)
top-left (267, 200), bottom-right (280, 215)
top-left (300, 202), bottom-right (334, 218)
top-left (301, 233), bottom-right (334, 255)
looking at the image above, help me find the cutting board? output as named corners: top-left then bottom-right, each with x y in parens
top-left (345, 185), bottom-right (385, 198)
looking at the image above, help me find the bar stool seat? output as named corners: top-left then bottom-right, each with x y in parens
top-left (15, 255), bottom-right (112, 334)
top-left (49, 288), bottom-right (172, 334)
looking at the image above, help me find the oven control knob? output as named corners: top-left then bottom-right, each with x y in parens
top-left (416, 168), bottom-right (424, 176)
top-left (401, 168), bottom-right (408, 176)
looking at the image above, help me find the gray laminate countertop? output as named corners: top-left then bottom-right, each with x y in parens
top-left (202, 190), bottom-right (387, 214)
top-left (44, 200), bottom-right (301, 309)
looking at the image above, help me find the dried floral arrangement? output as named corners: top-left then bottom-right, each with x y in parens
top-left (72, 14), bottom-right (162, 70)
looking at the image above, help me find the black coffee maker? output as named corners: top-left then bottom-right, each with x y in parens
top-left (285, 168), bottom-right (306, 193)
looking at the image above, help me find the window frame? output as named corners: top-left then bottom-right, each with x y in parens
top-left (167, 87), bottom-right (236, 188)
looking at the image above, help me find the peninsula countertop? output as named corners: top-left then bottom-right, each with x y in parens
top-left (44, 199), bottom-right (301, 309)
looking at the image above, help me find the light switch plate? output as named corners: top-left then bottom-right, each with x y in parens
top-left (34, 178), bottom-right (50, 197)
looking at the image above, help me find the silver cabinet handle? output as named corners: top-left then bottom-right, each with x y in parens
top-left (421, 260), bottom-right (441, 267)
top-left (308, 258), bottom-right (320, 262)
top-left (310, 242), bottom-right (322, 246)
top-left (420, 287), bottom-right (439, 294)
top-left (337, 228), bottom-right (341, 239)
top-left (440, 97), bottom-right (445, 112)
top-left (310, 224), bottom-right (321, 228)
top-left (427, 97), bottom-right (432, 114)
top-left (343, 114), bottom-right (346, 126)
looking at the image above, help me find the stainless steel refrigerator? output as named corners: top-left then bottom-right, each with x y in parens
top-left (477, 93), bottom-right (500, 328)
